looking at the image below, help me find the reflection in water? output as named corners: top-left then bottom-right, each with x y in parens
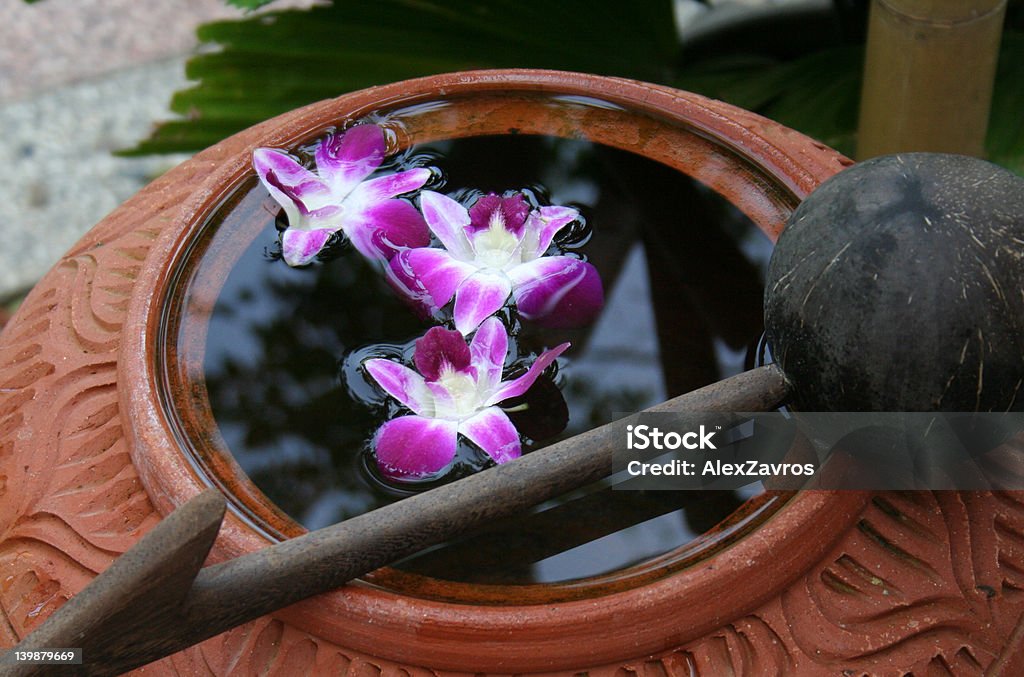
top-left (200, 135), bottom-right (773, 583)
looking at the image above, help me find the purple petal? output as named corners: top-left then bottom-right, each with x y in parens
top-left (364, 359), bottom-right (429, 414)
top-left (253, 148), bottom-right (333, 224)
top-left (375, 415), bottom-right (458, 480)
top-left (315, 125), bottom-right (385, 196)
top-left (391, 248), bottom-right (475, 311)
top-left (467, 193), bottom-right (531, 236)
top-left (387, 252), bottom-right (440, 318)
top-left (281, 228), bottom-right (335, 267)
top-left (356, 168), bottom-right (433, 202)
top-left (345, 199), bottom-right (430, 261)
top-left (469, 317), bottom-right (508, 391)
top-left (414, 326), bottom-right (472, 381)
top-left (419, 191), bottom-right (473, 259)
top-left (459, 407), bottom-right (521, 464)
top-left (509, 257), bottom-right (604, 328)
top-left (520, 206), bottom-right (580, 259)
top-left (488, 342), bottom-right (570, 405)
top-left (452, 271), bottom-right (513, 335)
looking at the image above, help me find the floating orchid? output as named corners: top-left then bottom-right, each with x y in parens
top-left (364, 317), bottom-right (568, 479)
top-left (253, 124), bottom-right (432, 266)
top-left (390, 191), bottom-right (604, 334)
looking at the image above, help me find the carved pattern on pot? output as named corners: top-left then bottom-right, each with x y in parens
top-left (0, 70), bottom-right (1022, 675)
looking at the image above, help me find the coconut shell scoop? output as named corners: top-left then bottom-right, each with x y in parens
top-left (765, 153), bottom-right (1024, 413)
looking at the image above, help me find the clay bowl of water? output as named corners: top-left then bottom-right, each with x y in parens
top-left (0, 69), bottom-right (871, 673)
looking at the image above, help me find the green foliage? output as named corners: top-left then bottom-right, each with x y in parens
top-left (125, 0), bottom-right (1024, 175)
top-left (987, 32), bottom-right (1024, 174)
top-left (124, 0), bottom-right (676, 155)
top-left (675, 31), bottom-right (1024, 171)
top-left (226, 0), bottom-right (278, 8)
top-left (674, 47), bottom-right (863, 158)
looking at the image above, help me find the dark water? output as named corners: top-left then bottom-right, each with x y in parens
top-left (195, 134), bottom-right (774, 584)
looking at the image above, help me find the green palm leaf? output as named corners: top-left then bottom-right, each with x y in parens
top-left (123, 0), bottom-right (677, 155)
top-left (675, 31), bottom-right (1024, 171)
top-left (123, 0), bottom-right (1024, 176)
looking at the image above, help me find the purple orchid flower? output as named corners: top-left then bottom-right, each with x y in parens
top-left (390, 191), bottom-right (604, 334)
top-left (364, 317), bottom-right (569, 480)
top-left (253, 124), bottom-right (432, 266)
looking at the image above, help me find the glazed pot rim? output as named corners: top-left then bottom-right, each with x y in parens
top-left (118, 68), bottom-right (868, 671)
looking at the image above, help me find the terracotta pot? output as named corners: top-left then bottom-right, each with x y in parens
top-left (1, 70), bottom-right (1022, 675)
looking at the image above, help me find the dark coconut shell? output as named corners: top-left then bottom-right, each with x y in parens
top-left (764, 153), bottom-right (1024, 412)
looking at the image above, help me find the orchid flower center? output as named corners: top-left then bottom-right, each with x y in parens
top-left (434, 367), bottom-right (484, 419)
top-left (472, 216), bottom-right (522, 270)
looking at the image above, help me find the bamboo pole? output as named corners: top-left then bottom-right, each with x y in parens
top-left (857, 0), bottom-right (1007, 159)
